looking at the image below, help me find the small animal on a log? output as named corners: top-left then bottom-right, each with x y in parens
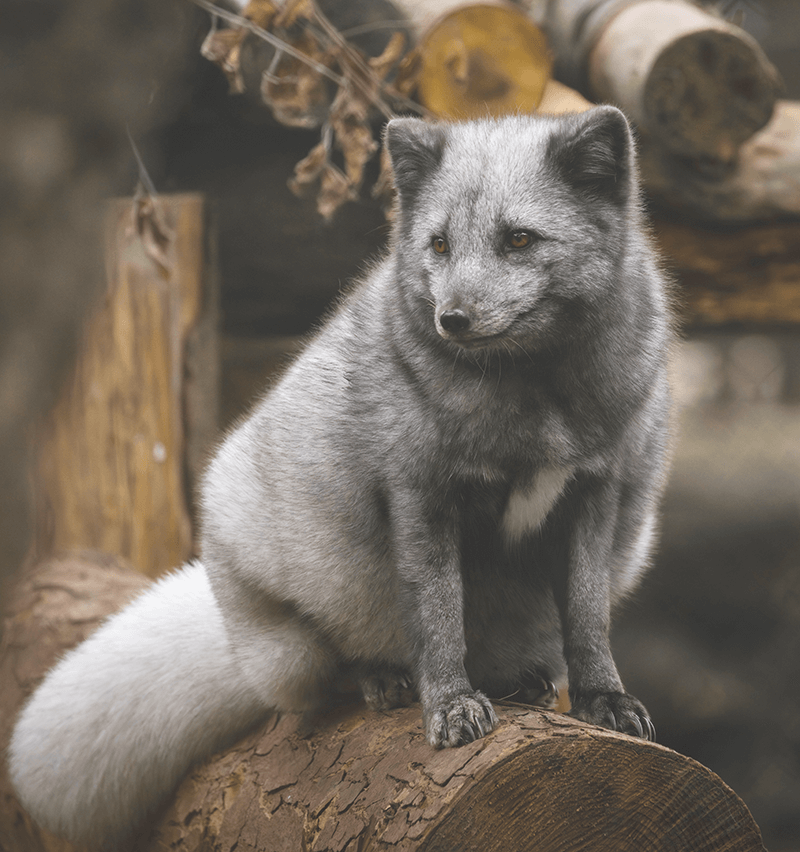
top-left (10, 105), bottom-right (671, 850)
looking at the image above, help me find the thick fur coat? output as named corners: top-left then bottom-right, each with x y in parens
top-left (10, 107), bottom-right (672, 849)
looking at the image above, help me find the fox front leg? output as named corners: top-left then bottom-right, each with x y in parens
top-left (557, 475), bottom-right (656, 741)
top-left (391, 489), bottom-right (498, 748)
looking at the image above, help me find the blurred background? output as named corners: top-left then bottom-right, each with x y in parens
top-left (2, 0), bottom-right (799, 849)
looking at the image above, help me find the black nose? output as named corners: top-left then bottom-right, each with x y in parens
top-left (439, 309), bottom-right (471, 333)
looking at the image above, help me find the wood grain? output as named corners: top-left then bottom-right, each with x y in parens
top-left (30, 194), bottom-right (216, 577)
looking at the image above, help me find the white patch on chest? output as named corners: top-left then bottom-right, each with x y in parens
top-left (502, 465), bottom-right (574, 543)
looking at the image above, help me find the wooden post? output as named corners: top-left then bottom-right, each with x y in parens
top-left (30, 194), bottom-right (218, 578)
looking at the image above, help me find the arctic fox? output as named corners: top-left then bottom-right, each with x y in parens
top-left (10, 106), bottom-right (671, 849)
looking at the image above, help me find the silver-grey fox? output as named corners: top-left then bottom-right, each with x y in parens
top-left (9, 106), bottom-right (672, 849)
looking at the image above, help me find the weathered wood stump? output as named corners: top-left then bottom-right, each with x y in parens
top-left (1, 555), bottom-right (766, 852)
top-left (30, 194), bottom-right (218, 578)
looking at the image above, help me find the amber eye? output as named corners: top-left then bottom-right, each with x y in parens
top-left (432, 236), bottom-right (449, 254)
top-left (507, 230), bottom-right (533, 249)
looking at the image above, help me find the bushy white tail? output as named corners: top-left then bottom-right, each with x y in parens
top-left (8, 561), bottom-right (267, 850)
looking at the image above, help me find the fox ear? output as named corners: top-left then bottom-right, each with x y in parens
top-left (547, 105), bottom-right (636, 205)
top-left (384, 117), bottom-right (446, 202)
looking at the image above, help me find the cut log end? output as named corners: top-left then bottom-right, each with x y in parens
top-left (644, 29), bottom-right (780, 161)
top-left (416, 3), bottom-right (552, 120)
top-left (583, 0), bottom-right (780, 159)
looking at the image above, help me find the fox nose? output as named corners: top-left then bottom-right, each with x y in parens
top-left (439, 309), bottom-right (471, 333)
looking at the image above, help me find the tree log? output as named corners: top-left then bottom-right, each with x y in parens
top-left (142, 702), bottom-right (766, 852)
top-left (0, 552), bottom-right (151, 852)
top-left (653, 216), bottom-right (800, 326)
top-left (30, 194), bottom-right (218, 578)
top-left (542, 0), bottom-right (780, 161)
top-left (1, 555), bottom-right (766, 852)
top-left (640, 100), bottom-right (800, 222)
top-left (411, 2), bottom-right (552, 120)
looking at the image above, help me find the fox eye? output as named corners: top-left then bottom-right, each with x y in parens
top-left (507, 230), bottom-right (534, 249)
top-left (432, 236), bottom-right (449, 254)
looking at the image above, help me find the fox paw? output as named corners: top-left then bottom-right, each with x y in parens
top-left (570, 690), bottom-right (655, 741)
top-left (360, 668), bottom-right (415, 711)
top-left (517, 671), bottom-right (559, 709)
top-left (426, 691), bottom-right (498, 748)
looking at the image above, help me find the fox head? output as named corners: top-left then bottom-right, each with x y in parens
top-left (383, 108), bottom-right (647, 354)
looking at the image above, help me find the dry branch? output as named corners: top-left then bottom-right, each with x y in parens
top-left (196, 0), bottom-right (416, 218)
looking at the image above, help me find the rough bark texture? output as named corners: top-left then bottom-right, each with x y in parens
top-left (141, 702), bottom-right (766, 852)
top-left (30, 194), bottom-right (218, 578)
top-left (0, 552), bottom-right (151, 852)
top-left (653, 217), bottom-right (800, 326)
top-left (1, 555), bottom-right (766, 852)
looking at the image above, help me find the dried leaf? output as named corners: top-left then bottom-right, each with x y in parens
top-left (241, 0), bottom-right (278, 29)
top-left (274, 0), bottom-right (314, 29)
top-left (392, 48), bottom-right (422, 99)
top-left (317, 164), bottom-right (354, 220)
top-left (329, 85), bottom-right (378, 188)
top-left (201, 27), bottom-right (246, 94)
top-left (130, 185), bottom-right (174, 278)
top-left (287, 141), bottom-right (329, 197)
top-left (369, 31), bottom-right (407, 82)
top-left (261, 30), bottom-right (334, 128)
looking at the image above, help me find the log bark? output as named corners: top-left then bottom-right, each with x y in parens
top-left (1, 555), bottom-right (766, 852)
top-left (30, 194), bottom-right (218, 578)
top-left (542, 0), bottom-right (780, 161)
top-left (0, 552), bottom-right (151, 852)
top-left (143, 703), bottom-right (766, 852)
top-left (653, 216), bottom-right (800, 326)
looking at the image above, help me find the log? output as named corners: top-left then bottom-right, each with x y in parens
top-left (410, 2), bottom-right (552, 120)
top-left (542, 0), bottom-right (780, 161)
top-left (1, 556), bottom-right (767, 852)
top-left (143, 703), bottom-right (767, 851)
top-left (30, 194), bottom-right (218, 578)
top-left (640, 100), bottom-right (800, 222)
top-left (653, 216), bottom-right (800, 326)
top-left (0, 552), bottom-right (151, 852)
